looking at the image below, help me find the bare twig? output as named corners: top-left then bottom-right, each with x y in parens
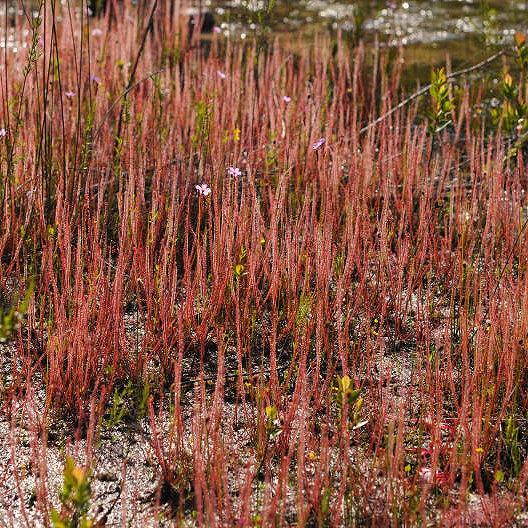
top-left (92, 69), bottom-right (164, 144)
top-left (360, 50), bottom-right (506, 135)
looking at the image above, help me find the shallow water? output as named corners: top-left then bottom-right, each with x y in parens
top-left (210, 0), bottom-right (528, 75)
top-left (1, 1), bottom-right (526, 84)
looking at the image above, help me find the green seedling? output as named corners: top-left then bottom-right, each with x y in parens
top-left (504, 416), bottom-right (521, 479)
top-left (265, 405), bottom-right (281, 441)
top-left (0, 282), bottom-right (34, 344)
top-left (334, 253), bottom-right (344, 279)
top-left (296, 290), bottom-right (314, 330)
top-left (50, 456), bottom-right (94, 528)
top-left (253, 405), bottom-right (282, 480)
top-left (103, 380), bottom-right (133, 429)
top-left (265, 130), bottom-right (279, 168)
top-left (491, 71), bottom-right (528, 135)
top-left (516, 32), bottom-right (528, 69)
top-left (333, 375), bottom-right (366, 429)
top-left (191, 99), bottom-right (213, 154)
top-left (234, 246), bottom-right (247, 279)
top-left (426, 67), bottom-right (455, 135)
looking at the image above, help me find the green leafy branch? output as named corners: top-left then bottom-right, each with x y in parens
top-left (50, 456), bottom-right (94, 528)
top-left (426, 68), bottom-right (455, 135)
top-left (333, 375), bottom-right (367, 430)
top-left (0, 282), bottom-right (34, 344)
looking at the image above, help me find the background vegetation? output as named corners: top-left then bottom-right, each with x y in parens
top-left (1, 0), bottom-right (528, 526)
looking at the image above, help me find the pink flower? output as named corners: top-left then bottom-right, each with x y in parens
top-left (196, 183), bottom-right (211, 196)
top-left (418, 467), bottom-right (449, 488)
top-left (435, 470), bottom-right (450, 488)
top-left (216, 71), bottom-right (226, 79)
top-left (440, 422), bottom-right (451, 432)
top-left (282, 95), bottom-right (291, 103)
top-left (0, 128), bottom-right (6, 137)
top-left (312, 138), bottom-right (325, 150)
top-left (65, 91), bottom-right (75, 98)
top-left (91, 28), bottom-right (103, 36)
top-left (228, 167), bottom-right (241, 178)
top-left (419, 467), bottom-right (433, 483)
top-left (213, 26), bottom-right (221, 34)
top-left (83, 6), bottom-right (93, 16)
top-left (90, 75), bottom-right (101, 83)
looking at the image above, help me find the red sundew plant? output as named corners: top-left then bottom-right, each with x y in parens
top-left (0, 0), bottom-right (528, 525)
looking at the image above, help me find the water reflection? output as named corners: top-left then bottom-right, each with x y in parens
top-left (0, 0), bottom-right (526, 70)
top-left (211, 0), bottom-right (527, 67)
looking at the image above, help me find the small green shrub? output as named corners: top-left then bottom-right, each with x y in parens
top-left (50, 456), bottom-right (94, 528)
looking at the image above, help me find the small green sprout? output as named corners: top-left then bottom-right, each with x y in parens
top-left (333, 375), bottom-right (367, 429)
top-left (426, 67), bottom-right (455, 135)
top-left (516, 32), bottom-right (528, 69)
top-left (0, 282), bottom-right (33, 344)
top-left (50, 456), bottom-right (94, 528)
top-left (265, 405), bottom-right (281, 440)
top-left (234, 246), bottom-right (247, 278)
top-left (491, 71), bottom-right (528, 135)
top-left (504, 416), bottom-right (521, 478)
